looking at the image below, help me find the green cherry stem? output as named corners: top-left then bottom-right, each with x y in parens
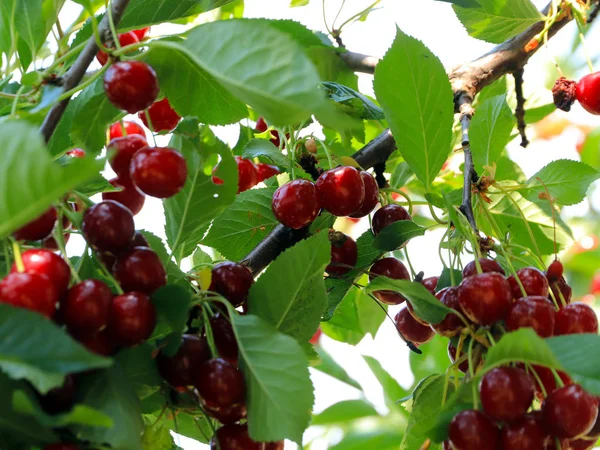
top-left (10, 239), bottom-right (25, 273)
top-left (201, 304), bottom-right (219, 358)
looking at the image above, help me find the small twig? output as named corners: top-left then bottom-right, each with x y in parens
top-left (457, 98), bottom-right (478, 232)
top-left (513, 68), bottom-right (529, 148)
top-left (590, 2), bottom-right (600, 23)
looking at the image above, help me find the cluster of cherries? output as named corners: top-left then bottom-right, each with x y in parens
top-left (214, 155), bottom-right (281, 194)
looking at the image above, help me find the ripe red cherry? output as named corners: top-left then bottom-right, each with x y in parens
top-left (256, 163), bottom-right (280, 183)
top-left (12, 249), bottom-right (70, 295)
top-left (102, 177), bottom-right (145, 215)
top-left (132, 231), bottom-right (149, 248)
top-left (448, 410), bottom-right (500, 450)
top-left (326, 232), bottom-right (357, 275)
top-left (43, 444), bottom-right (80, 450)
top-left (554, 303), bottom-right (598, 335)
top-left (132, 27), bottom-right (150, 40)
top-left (210, 423), bottom-right (263, 450)
top-left (369, 257), bottom-right (410, 305)
top-left (194, 358), bottom-right (245, 408)
top-left (371, 204), bottom-right (411, 235)
top-left (235, 157), bottom-right (258, 193)
top-left (0, 272), bottom-right (58, 317)
top-left (104, 61), bottom-right (159, 114)
top-left (108, 134), bottom-right (148, 178)
top-left (264, 441), bottom-right (284, 450)
top-left (96, 31), bottom-right (139, 66)
top-left (480, 367), bottom-right (535, 421)
top-left (448, 342), bottom-right (469, 373)
top-left (210, 313), bottom-right (239, 365)
top-left (546, 260), bottom-right (564, 283)
top-left (209, 262), bottom-right (254, 307)
top-left (462, 258), bottom-right (505, 278)
top-left (156, 334), bottom-right (210, 387)
top-left (422, 276), bottom-right (439, 294)
top-left (130, 147), bottom-right (187, 198)
top-left (576, 72), bottom-right (600, 115)
top-left (316, 166), bottom-right (365, 217)
top-left (349, 171), bottom-right (379, 218)
top-left (108, 292), bottom-right (156, 347)
top-left (431, 287), bottom-right (465, 337)
top-left (61, 279), bottom-right (112, 334)
top-left (114, 247), bottom-right (166, 294)
top-left (394, 307), bottom-right (435, 346)
top-left (82, 201), bottom-right (135, 252)
top-left (13, 206), bottom-right (57, 241)
top-left (73, 330), bottom-right (117, 356)
top-left (542, 384), bottom-right (598, 438)
top-left (501, 414), bottom-right (547, 450)
top-left (570, 438), bottom-right (597, 450)
top-left (549, 277), bottom-right (572, 307)
top-left (38, 375), bottom-right (76, 415)
top-left (109, 121), bottom-right (146, 140)
top-left (528, 365), bottom-right (572, 401)
top-left (202, 399), bottom-right (247, 424)
top-left (457, 272), bottom-right (512, 325)
top-left (509, 267), bottom-right (549, 299)
top-left (505, 296), bottom-right (556, 337)
top-left (138, 97), bottom-right (180, 132)
top-left (255, 117), bottom-right (283, 147)
top-left (272, 179), bottom-right (321, 229)
top-left (66, 148), bottom-right (85, 158)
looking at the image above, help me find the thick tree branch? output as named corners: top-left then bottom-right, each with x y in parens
top-left (458, 100), bottom-right (477, 231)
top-left (40, 0), bottom-right (131, 143)
top-left (338, 51), bottom-right (378, 75)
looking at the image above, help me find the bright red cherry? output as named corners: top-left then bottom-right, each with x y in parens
top-left (130, 147), bottom-right (187, 198)
top-left (235, 156), bottom-right (259, 193)
top-left (210, 423), bottom-right (264, 450)
top-left (480, 367), bottom-right (535, 421)
top-left (554, 303), bottom-right (598, 335)
top-left (549, 277), bottom-right (572, 307)
top-left (38, 375), bottom-right (76, 415)
top-left (0, 272), bottom-right (58, 317)
top-left (108, 292), bottom-right (156, 347)
top-left (202, 400), bottom-right (246, 425)
top-left (82, 201), bottom-right (135, 252)
top-left (422, 276), bottom-right (439, 294)
top-left (371, 204), bottom-right (411, 235)
top-left (13, 206), bottom-right (57, 241)
top-left (66, 148), bottom-right (85, 158)
top-left (448, 342), bottom-right (469, 373)
top-left (272, 179), bottom-right (321, 229)
top-left (509, 267), bottom-right (549, 299)
top-left (209, 313), bottom-right (239, 365)
top-left (194, 358), bottom-right (245, 408)
top-left (369, 257), bottom-right (410, 305)
top-left (457, 272), bottom-right (512, 325)
top-left (104, 61), bottom-right (159, 114)
top-left (138, 97), bottom-right (180, 132)
top-left (43, 444), bottom-right (80, 450)
top-left (462, 258), bottom-right (505, 278)
top-left (132, 27), bottom-right (150, 40)
top-left (546, 260), bottom-right (564, 283)
top-left (394, 306), bottom-right (434, 346)
top-left (108, 134), bottom-right (148, 178)
top-left (109, 121), bottom-right (146, 140)
top-left (102, 177), bottom-right (145, 215)
top-left (576, 72), bottom-right (600, 115)
top-left (61, 279), bottom-right (112, 334)
top-left (448, 410), bottom-right (500, 450)
top-left (316, 166), bottom-right (365, 217)
top-left (11, 249), bottom-right (70, 295)
top-left (326, 232), bottom-right (357, 275)
top-left (542, 384), bottom-right (598, 438)
top-left (505, 296), bottom-right (556, 337)
top-left (156, 334), bottom-right (210, 387)
top-left (209, 262), bottom-right (254, 307)
top-left (96, 31), bottom-right (139, 66)
top-left (309, 328), bottom-right (322, 345)
top-left (501, 414), bottom-right (547, 450)
top-left (349, 171), bottom-right (379, 218)
top-left (431, 287), bottom-right (465, 337)
top-left (73, 330), bottom-right (117, 356)
top-left (114, 247), bottom-right (166, 294)
top-left (256, 163), bottom-right (280, 183)
top-left (255, 117), bottom-right (283, 147)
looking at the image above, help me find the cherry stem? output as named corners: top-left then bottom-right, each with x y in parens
top-left (11, 240), bottom-right (24, 273)
top-left (313, 137), bottom-right (334, 170)
top-left (143, 109), bottom-right (159, 147)
top-left (428, 203), bottom-right (448, 225)
top-left (53, 209), bottom-right (81, 283)
top-left (403, 247), bottom-right (417, 278)
top-left (550, 367), bottom-right (565, 388)
top-left (525, 363), bottom-right (547, 398)
top-left (381, 188), bottom-right (413, 215)
top-left (201, 304), bottom-right (219, 359)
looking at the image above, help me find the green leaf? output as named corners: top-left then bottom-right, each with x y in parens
top-left (331, 430), bottom-right (404, 450)
top-left (453, 0), bottom-right (543, 44)
top-left (469, 95), bottom-right (515, 172)
top-left (434, 0), bottom-right (480, 7)
top-left (322, 81), bottom-right (384, 120)
top-left (142, 420), bottom-right (173, 450)
top-left (484, 328), bottom-right (562, 370)
top-left (580, 128), bottom-right (600, 170)
top-left (312, 400), bottom-right (378, 425)
top-left (14, 0), bottom-right (55, 59)
top-left (437, 267), bottom-right (462, 289)
top-left (410, 335), bottom-right (453, 384)
top-left (390, 162), bottom-right (414, 188)
top-left (139, 231), bottom-right (187, 287)
top-left (373, 221), bottom-right (427, 251)
top-left (241, 139), bottom-right (290, 169)
top-left (0, 121), bottom-right (103, 238)
top-left (115, 344), bottom-right (162, 400)
top-left (374, 28), bottom-right (454, 189)
top-left (249, 231), bottom-right (330, 342)
top-left (363, 355), bottom-right (408, 412)
top-left (233, 314), bottom-right (313, 444)
top-left (151, 285), bottom-right (192, 335)
top-left (314, 346), bottom-right (362, 391)
top-left (0, 305), bottom-right (111, 393)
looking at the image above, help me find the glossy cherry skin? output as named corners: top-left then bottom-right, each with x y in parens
top-left (528, 365), bottom-right (572, 401)
top-left (0, 272), bottom-right (58, 317)
top-left (38, 375), bottom-right (76, 415)
top-left (448, 342), bottom-right (469, 373)
top-left (457, 272), bottom-right (512, 325)
top-left (156, 334), bottom-right (210, 387)
top-left (272, 179), bottom-right (321, 229)
top-left (210, 313), bottom-right (239, 365)
top-left (43, 444), bottom-right (80, 450)
top-left (108, 292), bottom-right (156, 347)
top-left (109, 121), bottom-right (146, 140)
top-left (501, 414), bottom-right (547, 450)
top-left (255, 117), bottom-right (283, 148)
top-left (210, 423), bottom-right (264, 450)
top-left (130, 147), bottom-right (188, 198)
top-left (256, 163), bottom-right (280, 183)
top-left (316, 166), bottom-right (365, 217)
top-left (96, 31), bottom-right (139, 66)
top-left (13, 207), bottom-right (57, 241)
top-left (549, 277), bottom-right (572, 307)
top-left (12, 249), bottom-right (70, 295)
top-left (66, 148), bottom-right (85, 158)
top-left (431, 287), bottom-right (465, 337)
top-left (104, 61), bottom-right (159, 114)
top-left (542, 384), bottom-right (598, 438)
top-left (132, 27), bottom-right (150, 40)
top-left (132, 231), bottom-right (149, 248)
top-left (506, 296), bottom-right (556, 337)
top-left (61, 279), bottom-right (112, 334)
top-left (480, 367), bottom-right (535, 421)
top-left (546, 260), bottom-right (564, 283)
top-left (462, 258), bottom-right (505, 278)
top-left (139, 97), bottom-right (180, 132)
top-left (448, 410), bottom-right (500, 450)
top-left (82, 200), bottom-right (135, 252)
top-left (114, 247), bottom-right (166, 294)
top-left (422, 276), bottom-right (439, 294)
top-left (108, 135), bottom-right (148, 178)
top-left (102, 177), bottom-right (145, 215)
top-left (209, 262), bottom-right (254, 307)
top-left (235, 156), bottom-right (259, 193)
top-left (309, 328), bottom-right (322, 345)
top-left (349, 171), bottom-right (379, 218)
top-left (394, 307), bottom-right (435, 346)
top-left (194, 358), bottom-right (245, 408)
top-left (73, 330), bottom-right (117, 356)
top-left (202, 399), bottom-right (247, 424)
top-left (326, 232), bottom-right (357, 275)
top-left (371, 204), bottom-right (411, 235)
top-left (509, 267), bottom-right (549, 299)
top-left (369, 257), bottom-right (410, 305)
top-left (554, 303), bottom-right (598, 335)
top-left (576, 72), bottom-right (600, 115)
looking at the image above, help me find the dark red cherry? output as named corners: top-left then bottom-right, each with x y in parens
top-left (546, 260), bottom-right (564, 283)
top-left (109, 121), bottom-right (146, 140)
top-left (102, 177), bottom-right (145, 215)
top-left (210, 313), bottom-right (239, 365)
top-left (156, 334), bottom-right (210, 387)
top-left (555, 303), bottom-right (598, 335)
top-left (442, 441), bottom-right (452, 450)
top-left (42, 233), bottom-right (71, 252)
top-left (272, 179), bottom-right (321, 229)
top-left (194, 358), bottom-right (245, 408)
top-left (542, 384), bottom-right (598, 438)
top-left (421, 276), bottom-right (439, 294)
top-left (431, 287), bottom-right (465, 337)
top-left (114, 247), bottom-right (166, 294)
top-left (43, 444), bottom-right (80, 450)
top-left (462, 258), bottom-right (505, 278)
top-left (130, 147), bottom-right (187, 198)
top-left (132, 27), bottom-right (150, 40)
top-left (104, 61), bottom-right (159, 114)
top-left (569, 438), bottom-right (596, 450)
top-left (108, 292), bottom-right (156, 347)
top-left (457, 272), bottom-right (512, 325)
top-left (66, 148), bottom-right (85, 158)
top-left (255, 117), bottom-right (268, 133)
top-left (394, 307), bottom-right (434, 346)
top-left (549, 277), bottom-right (572, 307)
top-left (480, 367), bottom-right (534, 421)
top-left (61, 279), bottom-right (112, 334)
top-left (138, 97), bottom-right (180, 132)
top-left (576, 72), bottom-right (600, 115)
top-left (209, 262), bottom-right (254, 307)
top-left (0, 272), bottom-right (58, 317)
top-left (371, 204), bottom-right (411, 235)
top-left (235, 157), bottom-right (258, 193)
top-left (500, 414), bottom-right (547, 450)
top-left (448, 410), bottom-right (500, 450)
top-left (108, 135), bottom-right (148, 178)
top-left (12, 249), bottom-right (70, 295)
top-left (326, 231), bottom-right (357, 275)
top-left (132, 231), bottom-right (149, 248)
top-left (38, 375), bottom-right (76, 415)
top-left (509, 267), bottom-right (549, 299)
top-left (506, 296), bottom-right (556, 337)
top-left (13, 206), bottom-right (57, 241)
top-left (349, 171), bottom-right (379, 218)
top-left (587, 406), bottom-right (600, 437)
top-left (448, 342), bottom-right (469, 373)
top-left (73, 330), bottom-right (117, 356)
top-left (264, 441), bottom-right (284, 450)
top-left (96, 31), bottom-right (139, 66)
top-left (82, 200), bottom-right (135, 252)
top-left (368, 257), bottom-right (410, 305)
top-left (316, 166), bottom-right (365, 217)
top-left (210, 423), bottom-right (264, 450)
top-left (528, 365), bottom-right (572, 401)
top-left (256, 163), bottom-right (280, 183)
top-left (202, 399), bottom-right (246, 424)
